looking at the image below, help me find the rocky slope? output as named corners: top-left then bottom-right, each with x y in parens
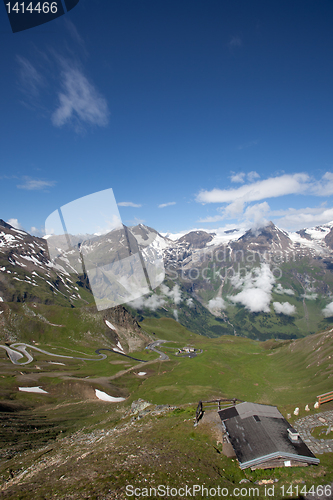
top-left (0, 219), bottom-right (88, 306)
top-left (3, 218), bottom-right (333, 340)
top-left (127, 221), bottom-right (333, 340)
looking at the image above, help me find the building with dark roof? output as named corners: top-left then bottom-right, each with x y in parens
top-left (218, 402), bottom-right (319, 470)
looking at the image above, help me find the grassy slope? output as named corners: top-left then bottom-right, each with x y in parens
top-left (139, 318), bottom-right (333, 411)
top-left (1, 400), bottom-right (332, 500)
top-left (1, 312), bottom-right (333, 498)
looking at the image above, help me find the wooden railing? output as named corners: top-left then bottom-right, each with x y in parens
top-left (195, 398), bottom-right (244, 424)
top-left (317, 391), bottom-right (333, 406)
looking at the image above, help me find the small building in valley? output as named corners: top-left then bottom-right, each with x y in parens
top-left (218, 402), bottom-right (319, 470)
top-left (178, 347), bottom-right (196, 353)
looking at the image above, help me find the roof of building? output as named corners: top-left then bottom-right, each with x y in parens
top-left (218, 402), bottom-right (319, 470)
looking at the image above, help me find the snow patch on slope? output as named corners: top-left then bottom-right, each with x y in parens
top-left (95, 389), bottom-right (125, 402)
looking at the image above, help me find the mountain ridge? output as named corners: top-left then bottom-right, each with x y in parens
top-left (2, 218), bottom-right (333, 341)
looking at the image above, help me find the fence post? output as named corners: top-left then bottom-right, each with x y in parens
top-left (317, 391), bottom-right (333, 406)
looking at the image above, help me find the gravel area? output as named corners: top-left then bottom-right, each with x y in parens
top-left (294, 410), bottom-right (333, 454)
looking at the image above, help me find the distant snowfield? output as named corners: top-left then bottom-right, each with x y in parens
top-left (137, 372), bottom-right (146, 376)
top-left (95, 389), bottom-right (125, 402)
top-left (19, 386), bottom-right (48, 393)
top-left (161, 226), bottom-right (247, 245)
top-left (162, 221), bottom-right (333, 249)
top-left (105, 320), bottom-right (116, 330)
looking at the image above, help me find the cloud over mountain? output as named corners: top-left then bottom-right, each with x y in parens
top-left (228, 264), bottom-right (275, 313)
top-left (273, 302), bottom-right (296, 315)
top-left (322, 302), bottom-right (333, 318)
top-left (129, 284), bottom-right (182, 311)
top-left (208, 297), bottom-right (226, 311)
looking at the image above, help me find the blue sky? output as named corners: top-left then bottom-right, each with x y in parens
top-left (1, 0), bottom-right (333, 236)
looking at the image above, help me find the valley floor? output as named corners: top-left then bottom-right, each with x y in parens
top-left (1, 313), bottom-right (333, 498)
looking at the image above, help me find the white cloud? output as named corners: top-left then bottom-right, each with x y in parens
top-left (158, 202), bottom-right (176, 208)
top-left (170, 285), bottom-right (182, 304)
top-left (273, 302), bottom-right (296, 315)
top-left (230, 287), bottom-right (272, 313)
top-left (130, 294), bottom-right (166, 311)
top-left (16, 22), bottom-right (107, 134)
top-left (302, 293), bottom-right (318, 300)
top-left (323, 302), bottom-right (333, 318)
top-left (52, 66), bottom-right (109, 129)
top-left (275, 284), bottom-right (295, 296)
top-left (128, 283), bottom-right (183, 311)
top-left (222, 198), bottom-right (247, 218)
top-left (173, 309), bottom-right (179, 321)
top-left (94, 215), bottom-right (122, 235)
top-left (230, 171), bottom-right (260, 183)
top-left (229, 273), bottom-right (244, 290)
top-left (30, 226), bottom-right (46, 237)
top-left (16, 55), bottom-right (44, 98)
top-left (312, 172), bottom-right (333, 197)
top-left (196, 173), bottom-right (310, 204)
top-left (160, 284), bottom-right (182, 304)
top-left (126, 217), bottom-right (146, 226)
top-left (228, 36), bottom-right (242, 48)
top-left (243, 202), bottom-right (270, 230)
top-left (238, 141), bottom-right (259, 151)
top-left (7, 218), bottom-right (24, 230)
top-left (228, 264), bottom-right (275, 313)
top-left (118, 202), bottom-right (142, 208)
top-left (247, 171), bottom-right (260, 182)
top-left (17, 178), bottom-right (56, 191)
top-left (196, 172), bottom-right (333, 229)
top-left (271, 205), bottom-right (333, 230)
top-left (197, 214), bottom-right (225, 223)
top-left (208, 297), bottom-right (226, 311)
top-left (186, 298), bottom-right (194, 308)
top-left (63, 19), bottom-right (86, 52)
top-left (230, 173), bottom-right (245, 183)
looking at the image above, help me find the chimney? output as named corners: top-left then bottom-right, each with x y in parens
top-left (287, 427), bottom-right (299, 442)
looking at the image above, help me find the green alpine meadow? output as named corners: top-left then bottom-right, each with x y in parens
top-left (1, 219), bottom-right (333, 498)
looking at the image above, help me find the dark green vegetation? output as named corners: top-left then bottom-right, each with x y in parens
top-left (131, 256), bottom-right (333, 341)
top-left (1, 307), bottom-right (333, 499)
top-left (311, 426), bottom-right (333, 440)
top-left (126, 279), bottom-right (236, 339)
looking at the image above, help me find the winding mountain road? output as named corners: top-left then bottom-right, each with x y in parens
top-left (95, 348), bottom-right (147, 363)
top-left (1, 343), bottom-right (149, 366)
top-left (146, 340), bottom-right (169, 360)
top-left (0, 343), bottom-right (107, 366)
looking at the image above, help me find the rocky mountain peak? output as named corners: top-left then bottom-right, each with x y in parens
top-left (130, 223), bottom-right (159, 241)
top-left (177, 230), bottom-right (215, 249)
top-left (233, 221), bottom-right (292, 253)
top-left (0, 219), bottom-right (14, 230)
top-left (324, 227), bottom-right (333, 250)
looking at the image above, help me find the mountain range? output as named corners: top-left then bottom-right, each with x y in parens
top-left (2, 218), bottom-right (333, 341)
